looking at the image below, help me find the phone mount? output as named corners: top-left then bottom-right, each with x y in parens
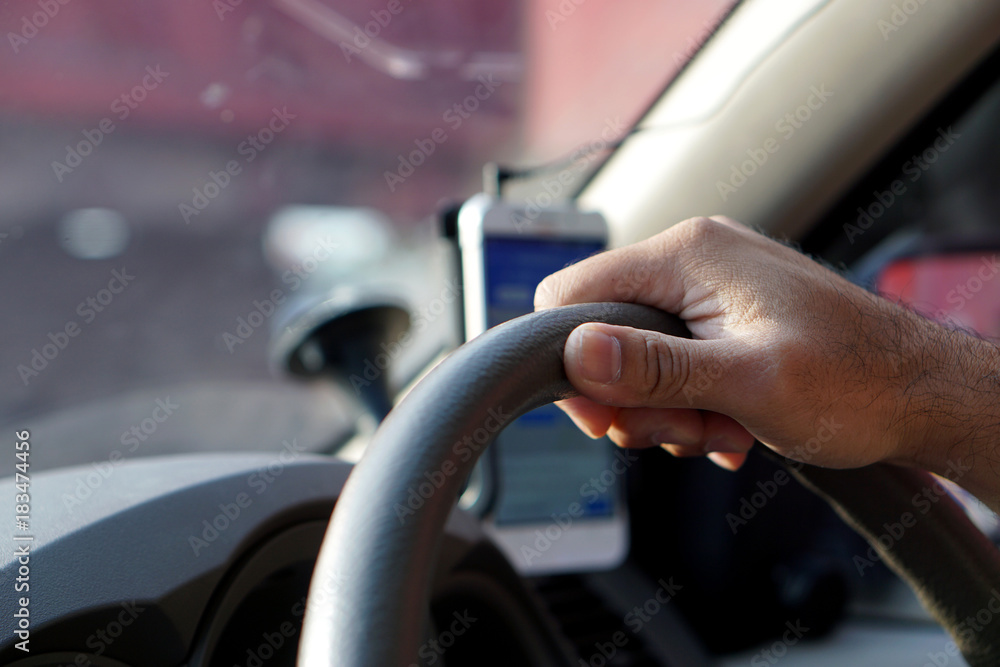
top-left (269, 289), bottom-right (411, 424)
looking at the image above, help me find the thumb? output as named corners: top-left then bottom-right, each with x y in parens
top-left (563, 322), bottom-right (728, 410)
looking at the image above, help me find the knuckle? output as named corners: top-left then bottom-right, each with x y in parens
top-left (533, 274), bottom-right (563, 308)
top-left (672, 216), bottom-right (729, 250)
top-left (636, 334), bottom-right (689, 405)
top-left (677, 216), bottom-right (717, 239)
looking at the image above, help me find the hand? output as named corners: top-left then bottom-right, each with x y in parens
top-left (534, 216), bottom-right (1000, 492)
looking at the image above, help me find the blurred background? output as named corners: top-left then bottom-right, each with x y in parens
top-left (0, 0), bottom-right (738, 474)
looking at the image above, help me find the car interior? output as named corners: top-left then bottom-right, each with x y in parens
top-left (6, 0), bottom-right (1000, 665)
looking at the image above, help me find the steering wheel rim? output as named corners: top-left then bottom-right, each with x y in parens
top-left (298, 302), bottom-right (1000, 667)
top-left (296, 303), bottom-right (686, 665)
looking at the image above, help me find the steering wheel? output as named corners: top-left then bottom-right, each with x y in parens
top-left (297, 303), bottom-right (1000, 667)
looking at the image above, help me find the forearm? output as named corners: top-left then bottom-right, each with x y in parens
top-left (896, 317), bottom-right (1000, 513)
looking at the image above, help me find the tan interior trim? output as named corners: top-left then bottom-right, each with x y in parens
top-left (580, 0), bottom-right (1000, 246)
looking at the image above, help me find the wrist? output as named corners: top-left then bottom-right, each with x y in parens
top-left (895, 316), bottom-right (1000, 506)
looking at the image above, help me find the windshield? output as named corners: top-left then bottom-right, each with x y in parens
top-left (0, 0), bottom-right (739, 472)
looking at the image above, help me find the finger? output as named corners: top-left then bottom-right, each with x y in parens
top-left (661, 443), bottom-right (705, 458)
top-left (697, 412), bottom-right (754, 471)
top-left (534, 217), bottom-right (731, 312)
top-left (554, 396), bottom-right (617, 439)
top-left (700, 411), bottom-right (755, 454)
top-left (606, 407), bottom-right (704, 449)
top-left (628, 410), bottom-right (752, 463)
top-left (563, 322), bottom-right (736, 412)
top-left (706, 451), bottom-right (750, 471)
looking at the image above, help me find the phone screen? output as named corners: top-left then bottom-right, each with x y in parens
top-left (483, 237), bottom-right (615, 525)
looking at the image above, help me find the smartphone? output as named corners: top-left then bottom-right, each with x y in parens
top-left (457, 193), bottom-right (628, 574)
